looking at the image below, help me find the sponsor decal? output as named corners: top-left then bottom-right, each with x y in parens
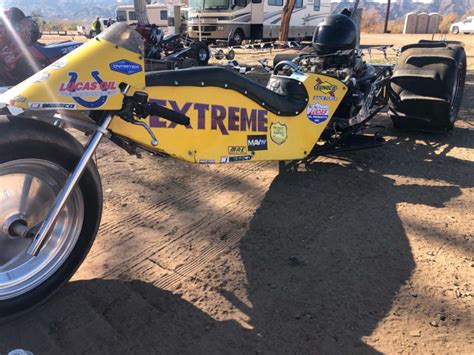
top-left (12, 95), bottom-right (27, 103)
top-left (314, 78), bottom-right (337, 98)
top-left (229, 155), bottom-right (252, 162)
top-left (149, 99), bottom-right (268, 135)
top-left (220, 155), bottom-right (252, 163)
top-left (270, 122), bottom-right (288, 145)
top-left (307, 103), bottom-right (330, 124)
top-left (58, 71), bottom-right (117, 109)
top-left (228, 146), bottom-right (247, 155)
top-left (110, 59), bottom-right (143, 75)
top-left (29, 102), bottom-right (76, 109)
top-left (313, 95), bottom-right (336, 102)
top-left (32, 71), bottom-right (50, 83)
top-left (199, 159), bottom-right (215, 164)
top-left (49, 59), bottom-right (67, 70)
top-left (247, 135), bottom-right (267, 151)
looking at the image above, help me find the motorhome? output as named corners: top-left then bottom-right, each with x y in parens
top-left (116, 4), bottom-right (169, 27)
top-left (187, 0), bottom-right (331, 44)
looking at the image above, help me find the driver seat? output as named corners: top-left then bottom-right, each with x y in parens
top-left (145, 66), bottom-right (308, 116)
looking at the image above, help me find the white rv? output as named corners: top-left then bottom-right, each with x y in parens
top-left (116, 4), bottom-right (169, 27)
top-left (187, 0), bottom-right (331, 44)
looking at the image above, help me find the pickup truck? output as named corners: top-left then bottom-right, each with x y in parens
top-left (450, 16), bottom-right (474, 34)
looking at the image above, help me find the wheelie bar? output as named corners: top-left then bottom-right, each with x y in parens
top-left (27, 114), bottom-right (113, 256)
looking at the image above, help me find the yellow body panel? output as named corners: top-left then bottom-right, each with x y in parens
top-left (109, 73), bottom-right (347, 163)
top-left (1, 24), bottom-right (347, 164)
top-left (1, 37), bottom-right (145, 111)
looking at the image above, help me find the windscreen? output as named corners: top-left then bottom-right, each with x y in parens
top-left (98, 22), bottom-right (144, 55)
top-left (189, 0), bottom-right (229, 10)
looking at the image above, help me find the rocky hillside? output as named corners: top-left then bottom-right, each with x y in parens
top-left (2, 0), bottom-right (136, 20)
top-left (2, 0), bottom-right (474, 21)
top-left (333, 0), bottom-right (473, 20)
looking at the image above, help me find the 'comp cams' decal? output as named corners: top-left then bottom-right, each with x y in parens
top-left (58, 71), bottom-right (117, 108)
top-left (307, 103), bottom-right (329, 124)
top-left (109, 59), bottom-right (143, 75)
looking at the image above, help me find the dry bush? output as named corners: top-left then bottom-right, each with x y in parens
top-left (42, 22), bottom-right (66, 31)
top-left (386, 18), bottom-right (404, 34)
top-left (439, 12), bottom-right (458, 33)
top-left (360, 9), bottom-right (405, 34)
top-left (461, 6), bottom-right (474, 20)
top-left (42, 20), bottom-right (80, 32)
top-left (360, 9), bottom-right (384, 33)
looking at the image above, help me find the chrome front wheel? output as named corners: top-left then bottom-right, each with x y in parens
top-left (0, 159), bottom-right (84, 300)
top-left (0, 116), bottom-right (103, 321)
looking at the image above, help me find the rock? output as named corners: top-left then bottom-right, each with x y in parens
top-left (410, 330), bottom-right (421, 337)
top-left (105, 188), bottom-right (112, 193)
top-left (430, 320), bottom-right (439, 327)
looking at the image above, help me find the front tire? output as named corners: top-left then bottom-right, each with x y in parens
top-left (0, 117), bottom-right (102, 321)
top-left (231, 29), bottom-right (244, 46)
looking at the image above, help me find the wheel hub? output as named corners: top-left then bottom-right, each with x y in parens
top-left (0, 159), bottom-right (84, 300)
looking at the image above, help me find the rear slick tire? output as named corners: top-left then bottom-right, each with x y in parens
top-left (0, 116), bottom-right (102, 322)
top-left (389, 44), bottom-right (467, 132)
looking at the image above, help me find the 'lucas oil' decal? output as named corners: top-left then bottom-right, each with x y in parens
top-left (58, 71), bottom-right (117, 109)
top-left (307, 103), bottom-right (329, 124)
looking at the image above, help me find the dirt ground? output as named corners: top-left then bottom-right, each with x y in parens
top-left (0, 35), bottom-right (473, 354)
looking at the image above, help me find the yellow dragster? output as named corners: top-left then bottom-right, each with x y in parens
top-left (0, 20), bottom-right (466, 319)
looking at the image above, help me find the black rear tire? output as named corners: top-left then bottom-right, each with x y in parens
top-left (452, 26), bottom-right (459, 34)
top-left (181, 57), bottom-right (199, 68)
top-left (0, 117), bottom-right (102, 321)
top-left (389, 43), bottom-right (466, 132)
top-left (188, 41), bottom-right (210, 66)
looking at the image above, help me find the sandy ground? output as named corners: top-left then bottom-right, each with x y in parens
top-left (0, 34), bottom-right (472, 354)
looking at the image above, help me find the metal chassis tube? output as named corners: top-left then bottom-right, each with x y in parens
top-left (27, 114), bottom-right (113, 256)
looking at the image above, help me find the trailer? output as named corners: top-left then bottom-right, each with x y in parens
top-left (187, 0), bottom-right (331, 44)
top-left (116, 3), bottom-right (169, 27)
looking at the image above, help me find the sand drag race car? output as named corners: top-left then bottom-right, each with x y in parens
top-left (0, 13), bottom-right (466, 319)
top-left (0, 7), bottom-right (82, 85)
